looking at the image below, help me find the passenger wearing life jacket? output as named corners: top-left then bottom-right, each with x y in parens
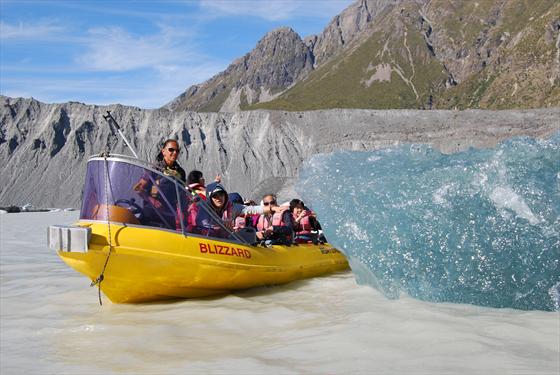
top-left (256, 194), bottom-right (294, 245)
top-left (191, 183), bottom-right (286, 238)
top-left (186, 170), bottom-right (221, 201)
top-left (290, 199), bottom-right (321, 244)
top-left (228, 192), bottom-right (247, 231)
top-left (186, 170), bottom-right (222, 231)
top-left (243, 199), bottom-right (260, 229)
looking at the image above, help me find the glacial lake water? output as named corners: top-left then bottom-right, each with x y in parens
top-left (1, 211), bottom-right (558, 374)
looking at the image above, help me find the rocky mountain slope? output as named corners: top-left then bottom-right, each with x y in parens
top-left (1, 96), bottom-right (558, 207)
top-left (169, 0), bottom-right (560, 112)
top-left (166, 0), bottom-right (393, 112)
top-left (166, 27), bottom-right (314, 112)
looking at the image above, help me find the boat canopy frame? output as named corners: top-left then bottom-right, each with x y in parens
top-left (79, 153), bottom-right (250, 244)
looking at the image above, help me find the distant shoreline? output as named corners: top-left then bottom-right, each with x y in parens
top-left (0, 205), bottom-right (76, 214)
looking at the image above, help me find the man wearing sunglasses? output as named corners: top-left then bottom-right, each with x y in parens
top-left (156, 139), bottom-right (186, 183)
top-left (133, 139), bottom-right (186, 227)
top-left (255, 194), bottom-right (294, 244)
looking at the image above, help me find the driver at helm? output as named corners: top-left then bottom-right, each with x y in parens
top-left (133, 139), bottom-right (186, 228)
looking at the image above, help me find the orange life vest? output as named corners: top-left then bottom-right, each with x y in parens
top-left (294, 211), bottom-right (313, 235)
top-left (256, 212), bottom-right (286, 231)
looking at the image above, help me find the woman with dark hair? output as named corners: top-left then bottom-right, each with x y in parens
top-left (185, 170), bottom-right (222, 231)
top-left (187, 170), bottom-right (205, 200)
top-left (186, 169), bottom-right (221, 200)
top-left (187, 170), bottom-right (204, 188)
top-left (290, 199), bottom-right (320, 244)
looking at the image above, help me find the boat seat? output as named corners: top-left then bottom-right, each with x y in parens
top-left (234, 227), bottom-right (257, 244)
top-left (90, 204), bottom-right (141, 225)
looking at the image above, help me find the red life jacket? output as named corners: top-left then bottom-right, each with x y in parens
top-left (272, 212), bottom-right (286, 226)
top-left (186, 202), bottom-right (199, 233)
top-left (220, 201), bottom-right (233, 221)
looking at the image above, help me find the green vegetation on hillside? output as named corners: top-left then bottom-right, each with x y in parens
top-left (248, 6), bottom-right (449, 111)
top-left (247, 0), bottom-right (559, 111)
top-left (170, 0), bottom-right (558, 112)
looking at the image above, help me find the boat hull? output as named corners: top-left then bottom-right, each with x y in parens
top-left (57, 221), bottom-right (349, 303)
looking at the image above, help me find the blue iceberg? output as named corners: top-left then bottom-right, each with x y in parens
top-left (297, 134), bottom-right (560, 311)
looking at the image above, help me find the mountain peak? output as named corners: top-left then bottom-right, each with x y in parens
top-left (165, 0), bottom-right (399, 112)
top-left (167, 0), bottom-right (559, 112)
top-left (166, 25), bottom-right (313, 112)
top-left (263, 26), bottom-right (298, 37)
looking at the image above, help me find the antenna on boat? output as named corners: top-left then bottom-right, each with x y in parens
top-left (103, 111), bottom-right (139, 159)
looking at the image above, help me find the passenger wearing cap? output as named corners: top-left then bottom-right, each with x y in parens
top-left (191, 183), bottom-right (287, 238)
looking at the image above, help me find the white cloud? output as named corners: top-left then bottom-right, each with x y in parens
top-left (69, 23), bottom-right (228, 106)
top-left (200, 0), bottom-right (300, 21)
top-left (2, 18), bottom-right (227, 107)
top-left (1, 1), bottom-right (354, 108)
top-left (199, 0), bottom-right (353, 21)
top-left (0, 20), bottom-right (65, 40)
top-left (76, 26), bottom-right (198, 72)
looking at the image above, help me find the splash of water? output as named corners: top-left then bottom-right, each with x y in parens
top-left (297, 134), bottom-right (560, 311)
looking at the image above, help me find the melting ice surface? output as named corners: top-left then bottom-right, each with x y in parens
top-left (298, 134), bottom-right (560, 311)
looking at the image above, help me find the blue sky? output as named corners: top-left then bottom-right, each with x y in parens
top-left (0, 0), bottom-right (353, 108)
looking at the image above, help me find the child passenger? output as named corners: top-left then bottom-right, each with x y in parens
top-left (290, 199), bottom-right (320, 244)
top-left (186, 170), bottom-right (221, 200)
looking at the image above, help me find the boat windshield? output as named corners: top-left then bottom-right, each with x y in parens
top-left (80, 157), bottom-right (243, 242)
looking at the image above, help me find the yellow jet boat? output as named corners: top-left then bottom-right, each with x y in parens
top-left (48, 154), bottom-right (349, 303)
